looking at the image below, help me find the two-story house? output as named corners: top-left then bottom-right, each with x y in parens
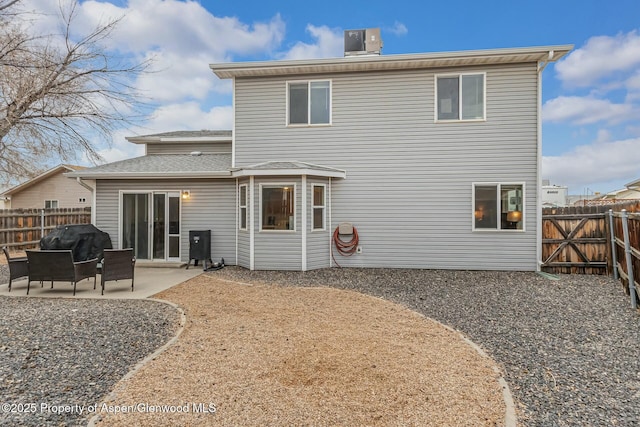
top-left (69, 44), bottom-right (572, 271)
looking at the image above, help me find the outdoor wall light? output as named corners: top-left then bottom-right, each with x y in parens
top-left (181, 190), bottom-right (191, 200)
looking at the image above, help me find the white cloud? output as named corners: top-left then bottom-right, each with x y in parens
top-left (556, 30), bottom-right (640, 87)
top-left (88, 103), bottom-right (233, 164)
top-left (386, 21), bottom-right (408, 36)
top-left (135, 51), bottom-right (232, 102)
top-left (542, 96), bottom-right (636, 125)
top-left (145, 102), bottom-right (233, 133)
top-left (595, 129), bottom-right (611, 143)
top-left (280, 25), bottom-right (343, 60)
top-left (77, 0), bottom-right (285, 57)
top-left (542, 138), bottom-right (640, 191)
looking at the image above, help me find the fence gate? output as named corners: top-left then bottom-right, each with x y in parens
top-left (541, 213), bottom-right (609, 274)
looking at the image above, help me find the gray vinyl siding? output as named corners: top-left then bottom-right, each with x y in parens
top-left (233, 63), bottom-right (540, 271)
top-left (95, 179), bottom-right (236, 265)
top-left (146, 142), bottom-right (231, 155)
top-left (307, 178), bottom-right (330, 270)
top-left (253, 176), bottom-right (302, 271)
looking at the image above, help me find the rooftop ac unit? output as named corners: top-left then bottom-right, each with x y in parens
top-left (344, 28), bottom-right (382, 56)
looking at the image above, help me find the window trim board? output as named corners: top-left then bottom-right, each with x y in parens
top-left (286, 79), bottom-right (333, 127)
top-left (435, 71), bottom-right (486, 123)
top-left (238, 183), bottom-right (248, 231)
top-left (471, 182), bottom-right (526, 232)
top-left (259, 183), bottom-right (297, 233)
top-left (311, 183), bottom-right (327, 232)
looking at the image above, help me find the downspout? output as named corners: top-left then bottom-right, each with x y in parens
top-left (536, 51), bottom-right (553, 271)
top-left (76, 177), bottom-right (96, 225)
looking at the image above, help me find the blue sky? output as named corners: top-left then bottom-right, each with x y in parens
top-left (21, 0), bottom-right (640, 195)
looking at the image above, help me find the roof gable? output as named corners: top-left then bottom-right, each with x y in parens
top-left (1, 164), bottom-right (81, 196)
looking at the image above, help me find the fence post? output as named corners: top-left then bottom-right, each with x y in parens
top-left (621, 210), bottom-right (637, 309)
top-left (40, 209), bottom-right (45, 241)
top-left (609, 209), bottom-right (618, 280)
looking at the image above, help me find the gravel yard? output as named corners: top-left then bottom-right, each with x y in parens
top-left (211, 267), bottom-right (640, 427)
top-left (0, 264), bottom-right (181, 427)
top-left (1, 263), bottom-right (640, 426)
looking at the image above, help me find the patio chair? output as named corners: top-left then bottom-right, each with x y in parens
top-left (3, 246), bottom-right (28, 292)
top-left (26, 250), bottom-right (98, 296)
top-left (100, 248), bottom-right (136, 295)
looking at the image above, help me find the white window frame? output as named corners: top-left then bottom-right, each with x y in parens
top-left (435, 72), bottom-right (486, 122)
top-left (471, 182), bottom-right (525, 232)
top-left (311, 184), bottom-right (326, 231)
top-left (286, 79), bottom-right (332, 127)
top-left (259, 183), bottom-right (297, 232)
top-left (44, 199), bottom-right (58, 209)
top-left (239, 184), bottom-right (248, 231)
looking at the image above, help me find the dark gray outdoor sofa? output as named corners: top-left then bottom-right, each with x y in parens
top-left (26, 250), bottom-right (98, 296)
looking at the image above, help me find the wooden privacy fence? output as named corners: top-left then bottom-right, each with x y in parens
top-left (0, 208), bottom-right (91, 250)
top-left (541, 201), bottom-right (640, 275)
top-left (610, 210), bottom-right (640, 309)
top-left (541, 212), bottom-right (609, 274)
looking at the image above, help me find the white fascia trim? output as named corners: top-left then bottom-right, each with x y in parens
top-left (158, 137), bottom-right (231, 142)
top-left (301, 175), bottom-right (307, 271)
top-left (232, 77), bottom-right (236, 168)
top-left (249, 176), bottom-right (255, 270)
top-left (328, 177), bottom-right (333, 268)
top-left (70, 172), bottom-right (233, 179)
top-left (536, 63), bottom-right (543, 271)
top-left (235, 178), bottom-right (239, 268)
top-left (127, 136), bottom-right (231, 144)
top-left (232, 169), bottom-right (346, 179)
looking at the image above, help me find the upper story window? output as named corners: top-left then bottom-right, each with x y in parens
top-left (436, 73), bottom-right (485, 121)
top-left (288, 80), bottom-right (331, 125)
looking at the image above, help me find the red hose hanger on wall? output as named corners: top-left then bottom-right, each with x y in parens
top-left (332, 223), bottom-right (359, 268)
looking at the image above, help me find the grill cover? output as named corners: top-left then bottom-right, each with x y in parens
top-left (40, 224), bottom-right (113, 262)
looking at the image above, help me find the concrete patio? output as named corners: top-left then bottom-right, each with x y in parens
top-left (0, 265), bottom-right (202, 299)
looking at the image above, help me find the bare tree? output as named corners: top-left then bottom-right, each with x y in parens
top-left (0, 0), bottom-right (149, 184)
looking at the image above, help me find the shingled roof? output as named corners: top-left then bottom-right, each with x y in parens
top-left (67, 154), bottom-right (233, 179)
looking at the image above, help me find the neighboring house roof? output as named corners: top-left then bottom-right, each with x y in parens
top-left (626, 177), bottom-right (640, 190)
top-left (599, 188), bottom-right (640, 200)
top-left (1, 164), bottom-right (85, 197)
top-left (210, 45), bottom-right (573, 79)
top-left (67, 154), bottom-right (233, 179)
top-left (232, 161), bottom-right (346, 179)
top-left (126, 130), bottom-right (232, 144)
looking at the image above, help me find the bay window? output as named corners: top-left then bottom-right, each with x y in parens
top-left (261, 185), bottom-right (295, 231)
top-left (312, 184), bottom-right (325, 231)
top-left (239, 184), bottom-right (248, 230)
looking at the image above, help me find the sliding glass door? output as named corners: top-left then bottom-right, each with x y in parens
top-left (122, 192), bottom-right (180, 261)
